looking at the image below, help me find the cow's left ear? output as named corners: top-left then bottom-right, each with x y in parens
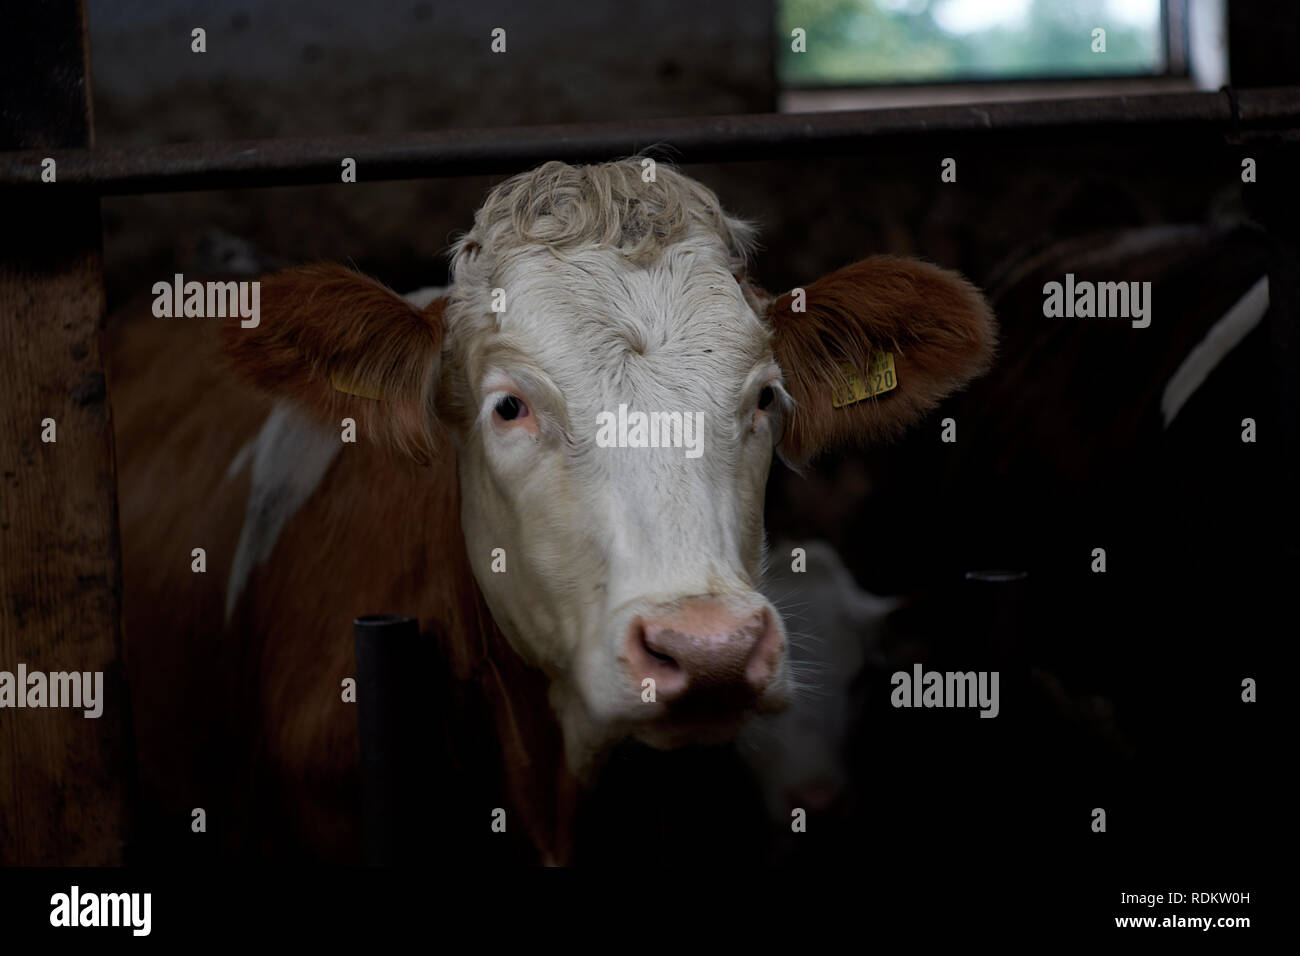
top-left (762, 255), bottom-right (996, 465)
top-left (221, 263), bottom-right (447, 464)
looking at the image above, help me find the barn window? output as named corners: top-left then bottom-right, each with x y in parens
top-left (778, 0), bottom-right (1226, 110)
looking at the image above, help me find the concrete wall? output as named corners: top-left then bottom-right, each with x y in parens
top-left (90, 0), bottom-right (776, 299)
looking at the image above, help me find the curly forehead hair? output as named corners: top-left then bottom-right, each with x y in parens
top-left (450, 157), bottom-right (757, 277)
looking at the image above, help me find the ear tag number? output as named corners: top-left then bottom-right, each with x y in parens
top-left (830, 352), bottom-right (897, 408)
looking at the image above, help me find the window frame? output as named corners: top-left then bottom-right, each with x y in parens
top-left (776, 0), bottom-right (1190, 94)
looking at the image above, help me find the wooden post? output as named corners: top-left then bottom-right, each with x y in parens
top-left (0, 0), bottom-right (132, 864)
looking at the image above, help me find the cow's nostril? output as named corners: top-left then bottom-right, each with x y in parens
top-left (644, 643), bottom-right (678, 668)
top-left (642, 626), bottom-right (684, 670)
top-left (626, 618), bottom-right (690, 702)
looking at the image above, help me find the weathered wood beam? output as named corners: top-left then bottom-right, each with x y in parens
top-left (0, 0), bottom-right (132, 865)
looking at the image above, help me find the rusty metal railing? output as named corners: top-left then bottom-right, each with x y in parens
top-left (2, 87), bottom-right (1297, 195)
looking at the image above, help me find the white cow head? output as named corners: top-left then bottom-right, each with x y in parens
top-left (227, 159), bottom-right (995, 774)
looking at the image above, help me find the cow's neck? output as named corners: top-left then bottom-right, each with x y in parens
top-left (438, 483), bottom-right (580, 866)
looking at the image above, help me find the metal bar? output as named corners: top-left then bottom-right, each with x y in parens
top-left (963, 570), bottom-right (1029, 663)
top-left (354, 613), bottom-right (426, 866)
top-left (2, 87), bottom-right (1298, 195)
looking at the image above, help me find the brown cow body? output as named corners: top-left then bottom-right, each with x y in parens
top-left (110, 308), bottom-right (576, 864)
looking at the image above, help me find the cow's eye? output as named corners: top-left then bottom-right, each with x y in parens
top-left (757, 385), bottom-right (775, 411)
top-left (494, 395), bottom-right (528, 421)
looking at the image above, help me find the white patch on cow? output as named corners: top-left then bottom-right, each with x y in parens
top-left (402, 285), bottom-right (448, 310)
top-left (223, 286), bottom-right (442, 621)
top-left (225, 440), bottom-right (254, 481)
top-left (224, 401), bottom-right (341, 620)
top-left (1161, 275), bottom-right (1269, 428)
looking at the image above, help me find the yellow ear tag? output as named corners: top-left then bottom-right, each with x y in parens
top-left (330, 370), bottom-right (385, 401)
top-left (830, 352), bottom-right (898, 408)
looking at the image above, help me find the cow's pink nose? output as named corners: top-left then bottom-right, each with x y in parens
top-left (626, 598), bottom-right (783, 705)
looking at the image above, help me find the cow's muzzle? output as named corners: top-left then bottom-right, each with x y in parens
top-left (624, 596), bottom-right (784, 723)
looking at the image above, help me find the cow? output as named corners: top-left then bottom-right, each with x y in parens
top-left (109, 158), bottom-right (996, 864)
top-left (745, 539), bottom-right (899, 824)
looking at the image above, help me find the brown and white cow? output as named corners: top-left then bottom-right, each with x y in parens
top-left (111, 158), bottom-right (995, 864)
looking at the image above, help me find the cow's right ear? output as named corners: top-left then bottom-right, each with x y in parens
top-left (221, 263), bottom-right (446, 463)
top-left (761, 256), bottom-right (996, 466)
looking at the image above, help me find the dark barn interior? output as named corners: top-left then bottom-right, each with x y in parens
top-left (0, 0), bottom-right (1291, 930)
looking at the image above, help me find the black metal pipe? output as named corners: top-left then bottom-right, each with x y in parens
top-left (2, 87), bottom-right (1298, 195)
top-left (353, 613), bottom-right (424, 866)
top-left (963, 570), bottom-right (1029, 663)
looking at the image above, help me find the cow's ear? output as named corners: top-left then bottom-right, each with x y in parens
top-left (764, 255), bottom-right (996, 466)
top-left (221, 263), bottom-right (446, 463)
